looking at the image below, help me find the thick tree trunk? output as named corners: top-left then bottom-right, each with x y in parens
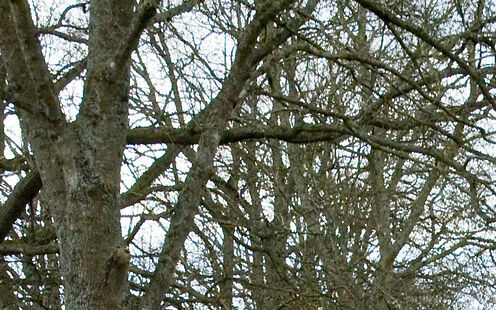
top-left (47, 0), bottom-right (134, 307)
top-left (47, 129), bottom-right (129, 309)
top-left (0, 0), bottom-right (134, 308)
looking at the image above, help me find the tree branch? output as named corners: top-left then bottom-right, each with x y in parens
top-left (121, 145), bottom-right (182, 207)
top-left (354, 0), bottom-right (495, 109)
top-left (0, 171), bottom-right (42, 243)
top-left (0, 241), bottom-right (58, 256)
top-left (54, 58), bottom-right (87, 94)
top-left (127, 124), bottom-right (349, 145)
top-left (139, 1), bottom-right (303, 307)
top-left (115, 0), bottom-right (202, 72)
top-left (6, 0), bottom-right (63, 121)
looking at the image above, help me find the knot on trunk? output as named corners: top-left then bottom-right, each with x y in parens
top-left (102, 246), bottom-right (130, 308)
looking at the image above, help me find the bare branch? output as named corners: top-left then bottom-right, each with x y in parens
top-left (0, 171), bottom-right (42, 243)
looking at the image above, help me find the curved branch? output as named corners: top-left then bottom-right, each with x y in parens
top-left (0, 171), bottom-right (42, 243)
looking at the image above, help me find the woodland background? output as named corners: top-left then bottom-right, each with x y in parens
top-left (1, 0), bottom-right (496, 309)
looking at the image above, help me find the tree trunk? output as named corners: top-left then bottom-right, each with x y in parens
top-left (0, 0), bottom-right (133, 308)
top-left (220, 225), bottom-right (234, 310)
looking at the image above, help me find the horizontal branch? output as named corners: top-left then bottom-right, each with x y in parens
top-left (126, 124), bottom-right (350, 146)
top-left (36, 28), bottom-right (87, 44)
top-left (0, 241), bottom-right (58, 255)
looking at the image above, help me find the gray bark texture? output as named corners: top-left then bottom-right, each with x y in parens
top-left (1, 0), bottom-right (496, 309)
top-left (0, 0), bottom-right (133, 308)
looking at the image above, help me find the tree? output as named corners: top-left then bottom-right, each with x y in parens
top-left (1, 0), bottom-right (496, 309)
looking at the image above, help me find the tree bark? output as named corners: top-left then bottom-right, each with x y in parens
top-left (0, 0), bottom-right (135, 308)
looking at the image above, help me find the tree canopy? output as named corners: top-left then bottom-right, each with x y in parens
top-left (1, 0), bottom-right (496, 309)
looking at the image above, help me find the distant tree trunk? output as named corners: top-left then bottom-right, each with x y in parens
top-left (220, 224), bottom-right (234, 310)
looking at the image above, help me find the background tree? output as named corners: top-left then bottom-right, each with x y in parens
top-left (1, 0), bottom-right (496, 309)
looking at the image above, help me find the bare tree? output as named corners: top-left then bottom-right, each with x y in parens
top-left (1, 0), bottom-right (496, 309)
